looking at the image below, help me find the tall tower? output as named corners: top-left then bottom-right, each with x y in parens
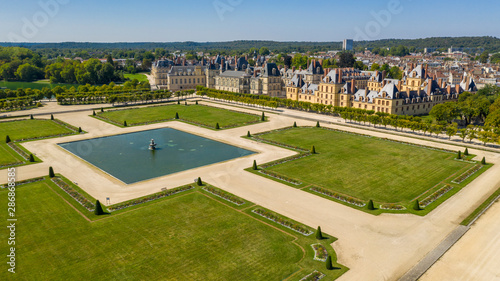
top-left (343, 39), bottom-right (353, 51)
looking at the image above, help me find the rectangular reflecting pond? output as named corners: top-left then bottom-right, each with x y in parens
top-left (59, 128), bottom-right (255, 184)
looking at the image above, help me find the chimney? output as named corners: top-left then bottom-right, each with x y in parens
top-left (466, 75), bottom-right (470, 91)
top-left (447, 84), bottom-right (451, 95)
top-left (397, 80), bottom-right (402, 91)
top-left (407, 87), bottom-right (410, 95)
top-left (292, 66), bottom-right (296, 72)
top-left (382, 70), bottom-right (387, 81)
top-left (427, 79), bottom-right (433, 94)
top-left (455, 84), bottom-right (461, 94)
top-left (351, 79), bottom-right (356, 94)
top-left (253, 70), bottom-right (256, 77)
top-left (338, 69), bottom-right (343, 81)
top-left (438, 78), bottom-right (443, 88)
top-left (425, 64), bottom-right (428, 78)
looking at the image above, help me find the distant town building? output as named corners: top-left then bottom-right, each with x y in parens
top-left (343, 39), bottom-right (353, 51)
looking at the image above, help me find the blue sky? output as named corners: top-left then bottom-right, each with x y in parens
top-left (0, 0), bottom-right (498, 42)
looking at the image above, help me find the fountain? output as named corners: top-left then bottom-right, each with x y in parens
top-left (149, 139), bottom-right (157, 150)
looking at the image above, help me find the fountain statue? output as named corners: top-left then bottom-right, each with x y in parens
top-left (149, 139), bottom-right (157, 150)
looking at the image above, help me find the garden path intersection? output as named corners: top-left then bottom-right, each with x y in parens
top-left (1, 100), bottom-right (500, 280)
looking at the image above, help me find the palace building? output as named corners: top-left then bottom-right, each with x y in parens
top-left (286, 64), bottom-right (476, 115)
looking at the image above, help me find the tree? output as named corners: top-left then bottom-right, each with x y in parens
top-left (338, 52), bottom-right (355, 68)
top-left (481, 157), bottom-right (486, 165)
top-left (175, 112), bottom-right (179, 119)
top-left (326, 255), bottom-right (333, 270)
top-left (259, 47), bottom-right (270, 56)
top-left (316, 121), bottom-right (320, 128)
top-left (49, 166), bottom-right (55, 178)
top-left (196, 177), bottom-right (203, 186)
top-left (94, 200), bottom-right (104, 215)
top-left (123, 120), bottom-right (127, 127)
top-left (293, 121), bottom-right (297, 127)
top-left (30, 114), bottom-right (34, 119)
top-left (247, 131), bottom-right (251, 137)
top-left (464, 148), bottom-right (469, 156)
top-left (15, 63), bottom-right (43, 82)
top-left (6, 135), bottom-right (11, 143)
top-left (457, 150), bottom-right (462, 159)
top-left (50, 114), bottom-right (54, 120)
top-left (261, 112), bottom-right (265, 121)
top-left (252, 160), bottom-right (258, 170)
top-left (283, 55), bottom-right (292, 68)
top-left (458, 128), bottom-right (467, 142)
top-left (485, 109), bottom-right (500, 128)
top-left (78, 127), bottom-right (82, 133)
top-left (311, 145), bottom-right (316, 154)
top-left (413, 200), bottom-right (421, 211)
top-left (446, 124), bottom-right (458, 139)
top-left (29, 154), bottom-right (35, 162)
top-left (479, 51), bottom-right (489, 63)
top-left (316, 226), bottom-right (323, 240)
top-left (215, 122), bottom-right (220, 130)
top-left (367, 199), bottom-right (375, 210)
top-left (93, 110), bottom-right (96, 116)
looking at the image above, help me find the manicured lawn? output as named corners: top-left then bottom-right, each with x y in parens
top-left (0, 142), bottom-right (22, 166)
top-left (97, 104), bottom-right (262, 129)
top-left (124, 72), bottom-right (149, 82)
top-left (257, 127), bottom-right (469, 204)
top-left (0, 119), bottom-right (73, 141)
top-left (0, 179), bottom-right (346, 280)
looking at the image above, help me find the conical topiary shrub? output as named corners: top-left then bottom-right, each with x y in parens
top-left (293, 121), bottom-right (297, 128)
top-left (195, 100), bottom-right (198, 105)
top-left (196, 177), bottom-right (203, 186)
top-left (367, 199), bottom-right (375, 210)
top-left (252, 160), bottom-right (258, 170)
top-left (93, 110), bottom-right (96, 116)
top-left (101, 107), bottom-right (104, 112)
top-left (326, 255), bottom-right (333, 270)
top-left (215, 123), bottom-right (220, 130)
top-left (30, 114), bottom-right (34, 119)
top-left (175, 112), bottom-right (179, 119)
top-left (184, 101), bottom-right (187, 105)
top-left (94, 200), bottom-right (104, 215)
top-left (311, 145), bottom-right (316, 154)
top-left (247, 131), bottom-right (251, 137)
top-left (464, 148), bottom-right (469, 156)
top-left (78, 127), bottom-right (82, 133)
top-left (123, 121), bottom-right (127, 127)
top-left (316, 226), bottom-right (323, 240)
top-left (481, 157), bottom-right (486, 165)
top-left (29, 154), bottom-right (35, 162)
top-left (50, 114), bottom-right (54, 120)
top-left (413, 200), bottom-right (421, 211)
top-left (316, 121), bottom-right (320, 128)
top-left (49, 166), bottom-right (55, 178)
top-left (177, 100), bottom-right (180, 104)
top-left (261, 112), bottom-right (265, 121)
top-left (6, 135), bottom-right (11, 143)
top-left (457, 150), bottom-right (461, 159)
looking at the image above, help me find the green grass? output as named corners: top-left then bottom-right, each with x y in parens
top-left (255, 127), bottom-right (471, 205)
top-left (124, 72), bottom-right (149, 82)
top-left (0, 119), bottom-right (74, 141)
top-left (0, 80), bottom-right (79, 90)
top-left (0, 142), bottom-right (22, 166)
top-left (0, 119), bottom-right (75, 168)
top-left (0, 179), bottom-right (347, 280)
top-left (97, 104), bottom-right (263, 129)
